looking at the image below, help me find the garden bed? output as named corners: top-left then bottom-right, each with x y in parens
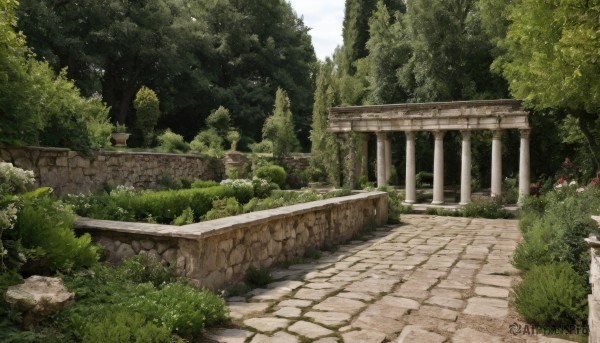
top-left (74, 191), bottom-right (389, 289)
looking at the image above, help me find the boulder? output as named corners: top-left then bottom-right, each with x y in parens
top-left (5, 276), bottom-right (73, 327)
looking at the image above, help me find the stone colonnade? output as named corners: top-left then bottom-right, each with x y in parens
top-left (328, 100), bottom-right (531, 206)
top-left (372, 128), bottom-right (531, 205)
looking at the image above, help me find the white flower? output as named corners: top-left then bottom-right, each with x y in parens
top-left (569, 180), bottom-right (577, 187)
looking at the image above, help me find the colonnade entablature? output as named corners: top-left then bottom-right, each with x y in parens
top-left (328, 99), bottom-right (531, 205)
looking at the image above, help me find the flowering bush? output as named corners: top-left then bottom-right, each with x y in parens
top-left (220, 178), bottom-right (254, 203)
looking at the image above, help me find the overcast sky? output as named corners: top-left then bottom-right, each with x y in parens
top-left (287, 0), bottom-right (345, 61)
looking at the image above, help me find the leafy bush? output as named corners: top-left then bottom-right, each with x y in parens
top-left (205, 106), bottom-right (232, 136)
top-left (173, 207), bottom-right (194, 226)
top-left (378, 186), bottom-right (401, 224)
top-left (286, 168), bottom-right (309, 189)
top-left (0, 162), bottom-right (35, 195)
top-left (16, 196), bottom-right (99, 273)
top-left (244, 265), bottom-right (273, 287)
top-left (67, 186), bottom-right (235, 224)
top-left (120, 254), bottom-right (176, 287)
top-left (157, 129), bottom-right (190, 153)
top-left (156, 174), bottom-right (191, 190)
top-left (514, 186), bottom-right (599, 274)
top-left (220, 179), bottom-right (254, 203)
top-left (514, 263), bottom-right (588, 327)
top-left (190, 128), bottom-right (224, 158)
top-left (192, 180), bottom-right (219, 189)
top-left (251, 178), bottom-right (273, 198)
top-left (58, 256), bottom-right (228, 341)
top-left (255, 165), bottom-right (287, 188)
top-left (82, 311), bottom-right (179, 343)
top-left (204, 198), bottom-right (242, 221)
top-left (461, 199), bottom-right (511, 219)
top-left (415, 171), bottom-right (433, 187)
top-left (133, 86), bottom-right (161, 147)
top-left (249, 140), bottom-right (273, 153)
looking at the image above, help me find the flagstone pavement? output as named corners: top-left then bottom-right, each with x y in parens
top-left (206, 215), bottom-right (577, 343)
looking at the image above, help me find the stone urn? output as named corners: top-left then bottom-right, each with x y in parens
top-left (111, 132), bottom-right (130, 147)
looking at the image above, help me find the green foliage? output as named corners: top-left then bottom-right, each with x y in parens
top-left (58, 256), bottom-right (228, 341)
top-left (496, 0), bottom-right (600, 168)
top-left (513, 187), bottom-right (600, 275)
top-left (67, 186), bottom-right (235, 224)
top-left (206, 106), bottom-right (232, 137)
top-left (157, 129), bottom-right (190, 153)
top-left (191, 180), bottom-right (219, 189)
top-left (249, 140), bottom-right (273, 154)
top-left (255, 165), bottom-right (287, 188)
top-left (220, 179), bottom-right (255, 204)
top-left (461, 199), bottom-right (511, 219)
top-left (172, 207), bottom-right (194, 226)
top-left (16, 196), bottom-right (99, 273)
top-left (244, 265), bottom-right (273, 287)
top-left (262, 88), bottom-right (300, 157)
top-left (415, 171), bottom-right (433, 188)
top-left (378, 186), bottom-right (401, 224)
top-left (190, 128), bottom-right (224, 158)
top-left (251, 178), bottom-right (273, 199)
top-left (514, 263), bottom-right (588, 327)
top-left (204, 198), bottom-right (242, 221)
top-left (134, 86), bottom-right (161, 147)
top-left (156, 174), bottom-right (191, 191)
top-left (17, 0), bottom-right (316, 149)
top-left (310, 60), bottom-right (340, 184)
top-left (82, 311), bottom-right (180, 343)
top-left (0, 0), bottom-right (112, 151)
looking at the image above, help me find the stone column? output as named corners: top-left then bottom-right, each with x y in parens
top-left (491, 129), bottom-right (503, 198)
top-left (460, 130), bottom-right (472, 205)
top-left (376, 132), bottom-right (387, 187)
top-left (346, 133), bottom-right (356, 189)
top-left (518, 129), bottom-right (531, 205)
top-left (405, 131), bottom-right (416, 204)
top-left (432, 131), bottom-right (445, 205)
top-left (385, 136), bottom-right (392, 184)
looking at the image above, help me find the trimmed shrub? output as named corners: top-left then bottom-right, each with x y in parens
top-left (514, 263), bottom-right (588, 327)
top-left (220, 179), bottom-right (254, 204)
top-left (190, 128), bottom-right (224, 158)
top-left (157, 129), bottom-right (190, 153)
top-left (133, 86), bottom-right (161, 147)
top-left (255, 165), bottom-right (287, 188)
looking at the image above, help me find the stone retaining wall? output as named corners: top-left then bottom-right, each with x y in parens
top-left (588, 216), bottom-right (600, 342)
top-left (75, 192), bottom-right (388, 289)
top-left (0, 146), bottom-right (224, 195)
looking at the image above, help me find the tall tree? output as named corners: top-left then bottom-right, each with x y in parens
top-left (495, 0), bottom-right (600, 170)
top-left (310, 59), bottom-right (341, 184)
top-left (17, 0), bottom-right (317, 149)
top-left (262, 88), bottom-right (300, 157)
top-left (365, 1), bottom-right (410, 104)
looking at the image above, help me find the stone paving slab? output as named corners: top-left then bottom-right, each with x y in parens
top-left (215, 215), bottom-right (578, 343)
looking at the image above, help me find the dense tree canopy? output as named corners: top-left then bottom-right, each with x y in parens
top-left (17, 0), bottom-right (316, 149)
top-left (495, 0), bottom-right (600, 169)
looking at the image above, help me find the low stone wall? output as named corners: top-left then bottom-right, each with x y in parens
top-left (588, 216), bottom-right (600, 342)
top-left (0, 146), bottom-right (224, 195)
top-left (75, 192), bottom-right (388, 289)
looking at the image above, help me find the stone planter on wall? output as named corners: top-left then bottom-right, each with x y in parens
top-left (111, 133), bottom-right (130, 147)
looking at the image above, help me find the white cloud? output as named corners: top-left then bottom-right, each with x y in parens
top-left (287, 0), bottom-right (345, 61)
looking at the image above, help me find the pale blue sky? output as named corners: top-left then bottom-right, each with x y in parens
top-left (288, 0), bottom-right (345, 61)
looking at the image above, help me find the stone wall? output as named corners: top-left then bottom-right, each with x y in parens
top-left (0, 146), bottom-right (224, 195)
top-left (75, 191), bottom-right (388, 289)
top-left (588, 216), bottom-right (600, 342)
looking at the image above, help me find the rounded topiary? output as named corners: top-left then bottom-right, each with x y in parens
top-left (255, 165), bottom-right (287, 188)
top-left (514, 263), bottom-right (588, 327)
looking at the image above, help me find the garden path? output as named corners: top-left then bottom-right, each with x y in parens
top-left (207, 215), bottom-right (576, 343)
